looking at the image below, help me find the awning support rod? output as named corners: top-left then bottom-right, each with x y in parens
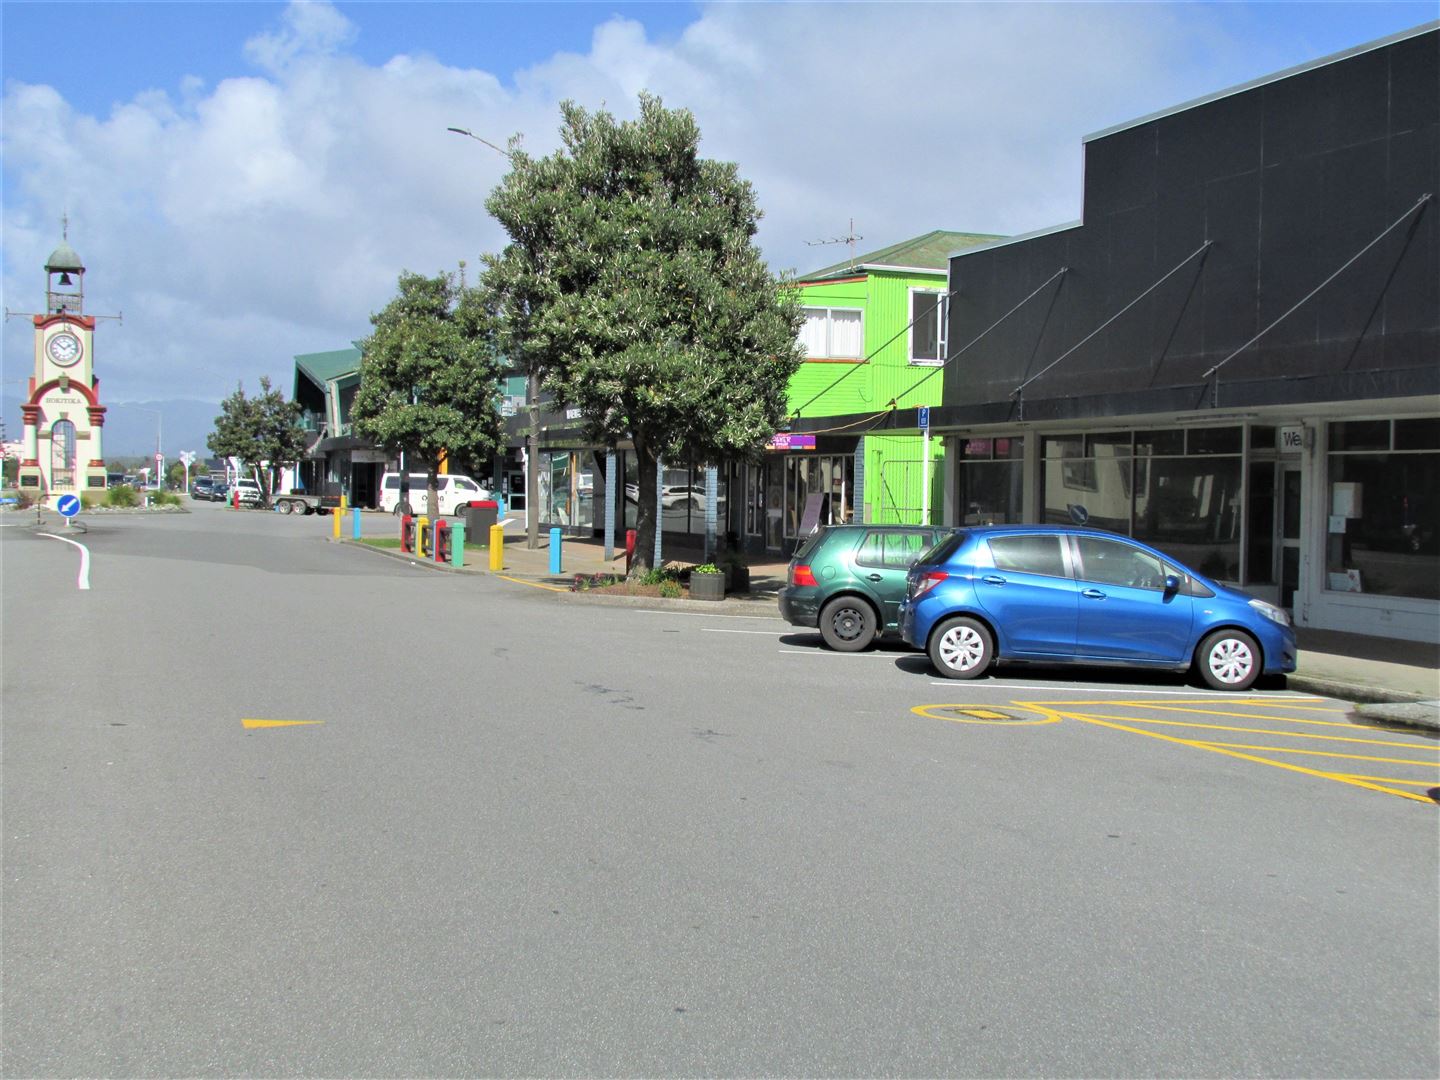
top-left (1204, 193), bottom-right (1432, 405)
top-left (1011, 240), bottom-right (1213, 418)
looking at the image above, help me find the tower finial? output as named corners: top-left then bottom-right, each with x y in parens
top-left (61, 211), bottom-right (69, 241)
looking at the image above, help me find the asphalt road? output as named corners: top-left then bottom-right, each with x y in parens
top-left (4, 503), bottom-right (1437, 1078)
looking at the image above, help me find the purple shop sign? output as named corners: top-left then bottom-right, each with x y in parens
top-left (769, 433), bottom-right (817, 450)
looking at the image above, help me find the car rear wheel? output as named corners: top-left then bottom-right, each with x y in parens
top-left (1197, 629), bottom-right (1260, 691)
top-left (929, 617), bottom-right (993, 679)
top-left (819, 597), bottom-right (877, 652)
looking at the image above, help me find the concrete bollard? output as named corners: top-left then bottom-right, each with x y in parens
top-left (451, 519), bottom-right (466, 568)
top-left (352, 507), bottom-right (362, 540)
top-left (417, 516), bottom-right (430, 558)
top-left (489, 523), bottom-right (503, 571)
top-left (549, 527), bottom-right (562, 574)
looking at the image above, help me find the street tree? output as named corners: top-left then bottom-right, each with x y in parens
top-left (207, 377), bottom-right (308, 504)
top-left (484, 93), bottom-right (804, 574)
top-left (350, 268), bottom-right (506, 519)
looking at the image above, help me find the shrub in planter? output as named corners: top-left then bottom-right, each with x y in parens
top-left (105, 484), bottom-right (142, 508)
top-left (689, 563), bottom-right (725, 601)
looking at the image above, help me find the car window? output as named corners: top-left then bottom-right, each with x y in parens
top-left (383, 476), bottom-right (398, 490)
top-left (455, 478), bottom-right (477, 491)
top-left (1075, 536), bottom-right (1166, 590)
top-left (921, 531), bottom-right (968, 566)
top-left (987, 535), bottom-right (1068, 577)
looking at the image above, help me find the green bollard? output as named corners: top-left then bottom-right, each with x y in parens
top-left (451, 519), bottom-right (466, 568)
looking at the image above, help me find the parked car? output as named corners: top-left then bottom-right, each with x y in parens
top-left (232, 478), bottom-right (263, 506)
top-left (210, 480), bottom-right (229, 504)
top-left (779, 524), bottom-right (955, 651)
top-left (899, 525), bottom-right (1297, 691)
top-left (190, 476), bottom-right (216, 500)
top-left (379, 472), bottom-right (491, 516)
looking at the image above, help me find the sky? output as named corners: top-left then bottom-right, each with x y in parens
top-left (3, 0), bottom-right (1435, 443)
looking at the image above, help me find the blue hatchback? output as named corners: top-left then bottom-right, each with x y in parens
top-left (899, 526), bottom-right (1297, 690)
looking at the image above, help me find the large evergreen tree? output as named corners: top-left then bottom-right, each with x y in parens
top-left (207, 376), bottom-right (308, 504)
top-left (484, 93), bottom-right (804, 573)
top-left (351, 269), bottom-right (506, 519)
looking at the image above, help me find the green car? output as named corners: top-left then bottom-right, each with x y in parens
top-left (779, 524), bottom-right (954, 651)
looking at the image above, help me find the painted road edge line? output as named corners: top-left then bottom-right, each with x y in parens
top-left (38, 532), bottom-right (91, 590)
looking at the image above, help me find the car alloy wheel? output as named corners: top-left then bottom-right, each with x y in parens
top-left (930, 616), bottom-right (993, 680)
top-left (1198, 629), bottom-right (1260, 691)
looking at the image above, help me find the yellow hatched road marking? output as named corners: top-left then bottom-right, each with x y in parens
top-left (242, 719), bottom-right (325, 730)
top-left (1017, 697), bottom-right (1326, 709)
top-left (1336, 774), bottom-right (1440, 788)
top-left (1022, 704), bottom-right (1435, 804)
top-left (1181, 741), bottom-right (1438, 766)
top-left (1059, 711), bottom-right (1440, 750)
top-left (1093, 702), bottom-right (1368, 729)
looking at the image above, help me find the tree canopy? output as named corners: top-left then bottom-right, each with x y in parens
top-left (207, 376), bottom-right (309, 502)
top-left (351, 269), bottom-right (506, 518)
top-left (484, 93), bottom-right (804, 571)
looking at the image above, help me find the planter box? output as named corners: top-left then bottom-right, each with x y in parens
top-left (689, 572), bottom-right (725, 601)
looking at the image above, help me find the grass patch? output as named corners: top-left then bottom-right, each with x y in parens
top-left (362, 537), bottom-right (404, 549)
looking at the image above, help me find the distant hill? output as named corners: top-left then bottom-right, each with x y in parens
top-left (1, 393), bottom-right (222, 459)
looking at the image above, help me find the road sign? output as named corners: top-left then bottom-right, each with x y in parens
top-left (56, 494), bottom-right (80, 518)
top-left (918, 406), bottom-right (930, 430)
top-left (179, 451), bottom-right (196, 467)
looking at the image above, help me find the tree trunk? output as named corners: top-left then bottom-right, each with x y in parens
top-left (628, 441), bottom-right (659, 577)
top-left (426, 467), bottom-right (440, 520)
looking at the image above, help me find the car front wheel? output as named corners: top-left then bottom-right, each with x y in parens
top-left (819, 597), bottom-right (877, 652)
top-left (1197, 629), bottom-right (1260, 691)
top-left (929, 616), bottom-right (994, 679)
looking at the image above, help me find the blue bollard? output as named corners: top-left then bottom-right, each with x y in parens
top-left (549, 526), bottom-right (562, 574)
top-left (352, 507), bottom-right (362, 540)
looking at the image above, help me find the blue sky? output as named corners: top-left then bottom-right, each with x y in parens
top-left (3, 0), bottom-right (1436, 448)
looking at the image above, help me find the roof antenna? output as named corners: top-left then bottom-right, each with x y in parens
top-left (805, 218), bottom-right (863, 270)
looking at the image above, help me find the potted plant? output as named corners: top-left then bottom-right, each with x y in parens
top-left (688, 562), bottom-right (725, 601)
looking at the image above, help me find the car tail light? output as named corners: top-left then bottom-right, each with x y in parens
top-left (911, 570), bottom-right (948, 598)
top-left (791, 564), bottom-right (817, 587)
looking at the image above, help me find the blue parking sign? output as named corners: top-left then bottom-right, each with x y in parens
top-left (56, 494), bottom-right (81, 518)
top-left (918, 406), bottom-right (930, 431)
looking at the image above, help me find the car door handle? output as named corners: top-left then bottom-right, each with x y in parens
top-left (1082, 588), bottom-right (1107, 600)
top-left (867, 573), bottom-right (884, 582)
top-left (982, 575), bottom-right (1006, 586)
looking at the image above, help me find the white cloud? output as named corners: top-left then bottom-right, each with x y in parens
top-left (0, 0), bottom-right (1393, 409)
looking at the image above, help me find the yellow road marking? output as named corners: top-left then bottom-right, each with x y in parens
top-left (242, 719), bottom-right (325, 730)
top-left (1016, 697), bottom-right (1325, 708)
top-left (912, 704), bottom-right (1060, 726)
top-left (1182, 741), bottom-right (1438, 766)
top-left (496, 574), bottom-right (568, 593)
top-left (1336, 774), bottom-right (1440, 787)
top-left (1023, 704), bottom-right (1435, 804)
top-left (1094, 703), bottom-right (1369, 729)
top-left (1059, 711), bottom-right (1440, 749)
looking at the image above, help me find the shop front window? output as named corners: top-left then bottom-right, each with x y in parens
top-left (1325, 419), bottom-right (1439, 600)
top-left (957, 436), bottom-right (1024, 525)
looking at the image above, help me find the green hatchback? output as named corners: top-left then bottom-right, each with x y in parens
top-left (778, 524), bottom-right (953, 651)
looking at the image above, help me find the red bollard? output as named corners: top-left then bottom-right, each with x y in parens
top-left (434, 519), bottom-right (450, 563)
top-left (232, 487), bottom-right (240, 509)
top-left (625, 528), bottom-right (637, 573)
top-left (400, 513), bottom-right (414, 553)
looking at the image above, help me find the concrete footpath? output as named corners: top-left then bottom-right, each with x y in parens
top-left (342, 514), bottom-right (1440, 731)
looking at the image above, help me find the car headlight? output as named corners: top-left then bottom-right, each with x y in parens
top-left (1248, 598), bottom-right (1290, 627)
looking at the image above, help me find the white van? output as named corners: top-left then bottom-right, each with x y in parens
top-left (379, 472), bottom-right (491, 516)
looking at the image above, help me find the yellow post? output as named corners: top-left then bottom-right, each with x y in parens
top-left (339, 492), bottom-right (347, 513)
top-left (489, 523), bottom-right (503, 571)
top-left (417, 515), bottom-right (430, 557)
top-left (332, 505), bottom-right (342, 539)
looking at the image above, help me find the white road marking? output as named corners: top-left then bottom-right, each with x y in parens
top-left (630, 609), bottom-right (781, 621)
top-left (780, 649), bottom-right (901, 658)
top-left (38, 531), bottom-right (91, 590)
top-left (700, 627), bottom-right (785, 635)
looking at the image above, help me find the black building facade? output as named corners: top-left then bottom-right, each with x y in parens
top-left (935, 24), bottom-right (1439, 641)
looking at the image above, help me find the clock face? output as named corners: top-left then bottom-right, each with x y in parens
top-left (47, 331), bottom-right (83, 367)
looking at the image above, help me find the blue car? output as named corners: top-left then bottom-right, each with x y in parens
top-left (899, 525), bottom-right (1297, 691)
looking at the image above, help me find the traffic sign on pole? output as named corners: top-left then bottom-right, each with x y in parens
top-left (56, 494), bottom-right (80, 519)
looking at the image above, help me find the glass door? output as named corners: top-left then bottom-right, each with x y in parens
top-left (1279, 465), bottom-right (1302, 610)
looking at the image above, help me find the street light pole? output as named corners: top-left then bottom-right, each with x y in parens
top-left (447, 124), bottom-right (541, 550)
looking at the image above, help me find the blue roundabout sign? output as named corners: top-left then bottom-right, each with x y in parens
top-left (55, 494), bottom-right (81, 519)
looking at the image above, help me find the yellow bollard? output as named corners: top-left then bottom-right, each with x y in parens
top-left (339, 492), bottom-right (347, 513)
top-left (332, 505), bottom-right (342, 539)
top-left (417, 515), bottom-right (430, 558)
top-left (489, 523), bottom-right (504, 571)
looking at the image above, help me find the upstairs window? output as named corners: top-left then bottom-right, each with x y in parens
top-left (909, 289), bottom-right (946, 365)
top-left (799, 307), bottom-right (863, 359)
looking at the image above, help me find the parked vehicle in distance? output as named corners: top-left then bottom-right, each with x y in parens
top-left (270, 490), bottom-right (337, 515)
top-left (899, 525), bottom-right (1298, 691)
top-left (232, 478), bottom-right (263, 506)
top-left (779, 524), bottom-right (954, 651)
top-left (378, 472), bottom-right (491, 517)
top-left (190, 476), bottom-right (216, 500)
top-left (211, 480), bottom-right (230, 504)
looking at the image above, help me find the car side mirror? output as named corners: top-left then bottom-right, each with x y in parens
top-left (1163, 574), bottom-right (1181, 596)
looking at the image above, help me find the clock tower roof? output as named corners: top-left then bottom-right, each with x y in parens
top-left (45, 240), bottom-right (85, 273)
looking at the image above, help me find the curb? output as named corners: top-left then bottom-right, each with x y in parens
top-left (1286, 673), bottom-right (1432, 708)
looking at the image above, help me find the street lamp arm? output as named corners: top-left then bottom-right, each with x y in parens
top-left (447, 127), bottom-right (519, 161)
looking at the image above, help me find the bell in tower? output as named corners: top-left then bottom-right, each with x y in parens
top-left (46, 215), bottom-right (85, 316)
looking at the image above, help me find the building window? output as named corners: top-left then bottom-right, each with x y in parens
top-left (50, 419), bottom-right (76, 488)
top-left (799, 307), bottom-right (863, 359)
top-left (955, 436), bottom-right (1025, 525)
top-left (909, 290), bottom-right (946, 365)
top-left (1325, 418), bottom-right (1438, 601)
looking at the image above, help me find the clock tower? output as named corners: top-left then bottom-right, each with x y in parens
top-left (18, 227), bottom-right (108, 502)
